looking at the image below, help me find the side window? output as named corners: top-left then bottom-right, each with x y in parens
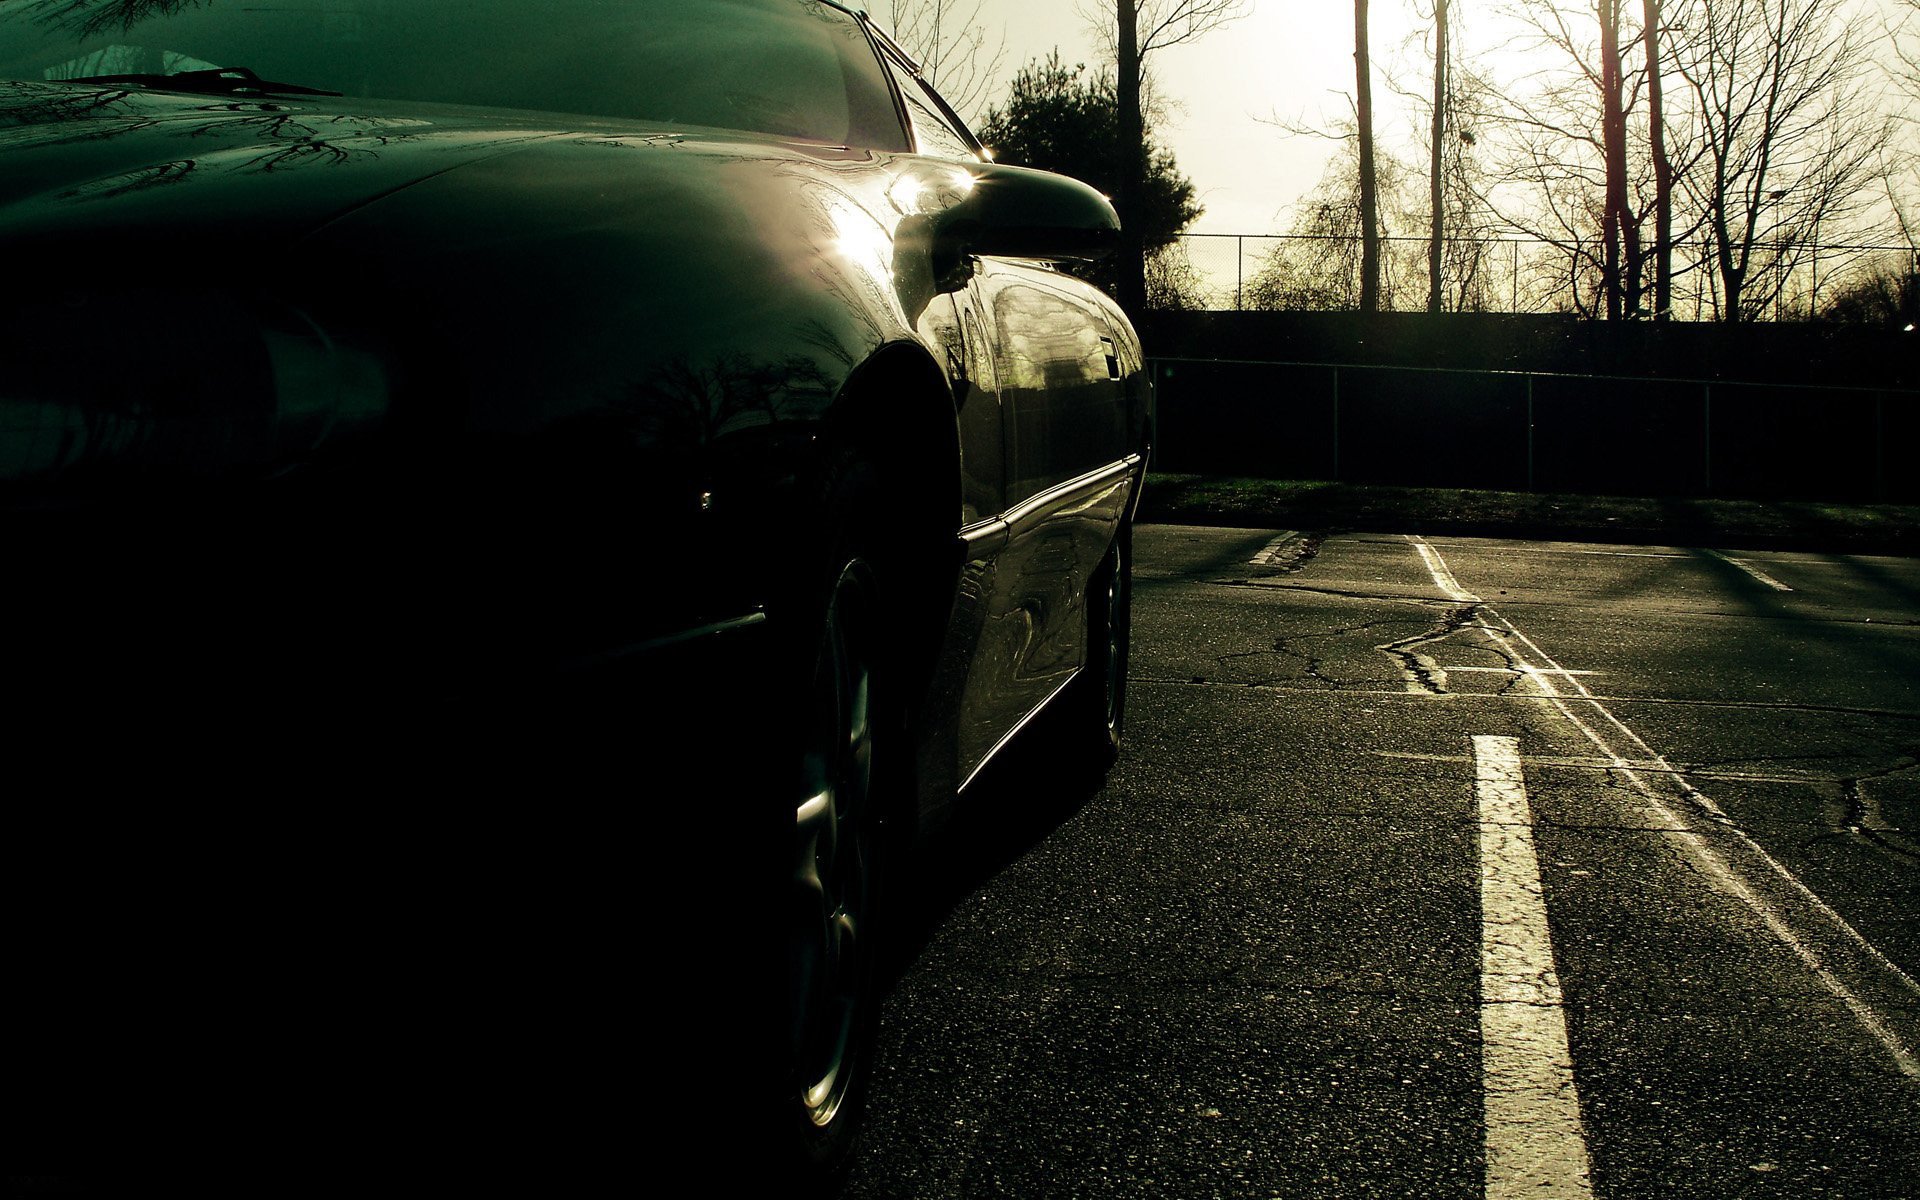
top-left (882, 55), bottom-right (979, 161)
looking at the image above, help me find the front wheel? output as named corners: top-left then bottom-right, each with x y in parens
top-left (790, 554), bottom-right (883, 1180)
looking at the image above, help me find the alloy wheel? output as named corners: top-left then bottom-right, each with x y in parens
top-left (791, 561), bottom-right (877, 1130)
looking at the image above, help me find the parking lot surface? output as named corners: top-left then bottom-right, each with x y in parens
top-left (845, 524), bottom-right (1920, 1199)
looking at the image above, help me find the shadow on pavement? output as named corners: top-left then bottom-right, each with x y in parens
top-left (882, 706), bottom-right (1109, 983)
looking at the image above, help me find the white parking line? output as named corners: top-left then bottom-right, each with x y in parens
top-left (1413, 538), bottom-right (1920, 1082)
top-left (1707, 548), bottom-right (1794, 592)
top-left (1412, 538), bottom-right (1479, 602)
top-left (1475, 735), bottom-right (1596, 1200)
top-left (1249, 531), bottom-right (1301, 566)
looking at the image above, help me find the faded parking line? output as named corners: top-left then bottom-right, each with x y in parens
top-left (1249, 530), bottom-right (1302, 566)
top-left (1707, 548), bottom-right (1794, 592)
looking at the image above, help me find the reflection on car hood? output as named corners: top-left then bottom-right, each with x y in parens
top-left (0, 80), bottom-right (606, 245)
top-left (0, 78), bottom-right (911, 358)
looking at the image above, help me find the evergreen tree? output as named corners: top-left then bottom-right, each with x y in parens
top-left (976, 52), bottom-right (1202, 300)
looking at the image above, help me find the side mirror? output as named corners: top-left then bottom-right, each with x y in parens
top-left (889, 159), bottom-right (1119, 264)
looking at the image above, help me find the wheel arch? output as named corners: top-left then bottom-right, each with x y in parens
top-left (815, 342), bottom-right (964, 834)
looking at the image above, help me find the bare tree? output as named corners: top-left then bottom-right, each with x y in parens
top-left (1475, 1), bottom-right (1616, 316)
top-left (1078, 0), bottom-right (1249, 317)
top-left (1434, 66), bottom-right (1503, 310)
top-left (1815, 250), bottom-right (1920, 326)
top-left (1351, 4), bottom-right (1500, 312)
top-left (1475, 0), bottom-right (1697, 317)
top-left (1248, 129), bottom-right (1422, 311)
top-left (1643, 0), bottom-right (1676, 317)
top-left (18, 0), bottom-right (203, 39)
top-left (1262, 7), bottom-right (1497, 314)
top-left (1893, 0), bottom-right (1920, 101)
top-left (1428, 0), bottom-right (1450, 312)
top-left (1356, 0), bottom-right (1382, 312)
top-left (1673, 0), bottom-right (1894, 321)
top-left (1145, 242), bottom-right (1215, 309)
top-left (874, 0), bottom-right (1005, 121)
top-left (1486, 0), bottom-right (1892, 320)
top-left (1598, 0), bottom-right (1638, 319)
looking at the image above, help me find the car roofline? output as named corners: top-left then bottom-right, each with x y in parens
top-left (830, 1), bottom-right (925, 75)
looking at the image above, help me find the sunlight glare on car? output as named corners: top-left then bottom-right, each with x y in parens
top-left (824, 190), bottom-right (895, 274)
top-left (885, 163), bottom-right (974, 218)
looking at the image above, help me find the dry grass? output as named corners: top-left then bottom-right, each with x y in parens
top-left (1140, 474), bottom-right (1920, 554)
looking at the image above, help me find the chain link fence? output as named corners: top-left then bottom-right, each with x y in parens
top-left (1154, 233), bottom-right (1920, 320)
top-left (1146, 356), bottom-right (1919, 503)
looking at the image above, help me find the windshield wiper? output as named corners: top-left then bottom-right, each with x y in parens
top-left (59, 66), bottom-right (341, 97)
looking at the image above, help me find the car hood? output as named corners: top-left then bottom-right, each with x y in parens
top-left (0, 80), bottom-right (936, 663)
top-left (0, 78), bottom-right (921, 369)
top-left (0, 80), bottom-right (602, 248)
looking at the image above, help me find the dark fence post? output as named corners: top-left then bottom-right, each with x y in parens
top-left (1236, 236), bottom-right (1244, 312)
top-left (1160, 361), bottom-right (1171, 466)
top-left (1703, 383), bottom-right (1713, 495)
top-left (1331, 365), bottom-right (1342, 481)
top-left (1526, 374), bottom-right (1536, 492)
top-left (1876, 389), bottom-right (1887, 503)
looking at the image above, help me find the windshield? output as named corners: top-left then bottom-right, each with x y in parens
top-left (0, 0), bottom-right (909, 147)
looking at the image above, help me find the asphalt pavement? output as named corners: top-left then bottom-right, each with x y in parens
top-left (843, 524), bottom-right (1920, 1199)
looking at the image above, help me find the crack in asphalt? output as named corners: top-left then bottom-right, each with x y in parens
top-left (1258, 641), bottom-right (1336, 687)
top-left (1216, 617), bottom-right (1432, 689)
top-left (1377, 603), bottom-right (1491, 695)
top-left (1839, 761), bottom-right (1920, 862)
top-left (1576, 747), bottom-right (1920, 863)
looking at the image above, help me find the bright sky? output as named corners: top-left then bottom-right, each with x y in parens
top-left (959, 3), bottom-right (1447, 235)
top-left (946, 1), bottom-right (1911, 238)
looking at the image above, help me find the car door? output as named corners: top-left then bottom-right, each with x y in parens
top-left (878, 45), bottom-right (1130, 783)
top-left (958, 256), bottom-right (1128, 756)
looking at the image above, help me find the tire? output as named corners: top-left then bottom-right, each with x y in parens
top-left (788, 500), bottom-right (889, 1184)
top-left (1062, 520), bottom-right (1132, 773)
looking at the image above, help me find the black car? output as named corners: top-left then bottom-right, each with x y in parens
top-left (2, 0), bottom-right (1150, 1185)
